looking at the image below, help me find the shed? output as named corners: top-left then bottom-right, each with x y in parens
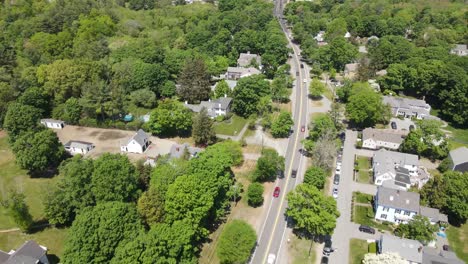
top-left (40, 119), bottom-right (65, 129)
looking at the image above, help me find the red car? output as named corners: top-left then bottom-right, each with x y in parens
top-left (301, 125), bottom-right (306, 132)
top-left (273, 187), bottom-right (281, 198)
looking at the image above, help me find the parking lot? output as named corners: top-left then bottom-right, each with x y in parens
top-left (55, 125), bottom-right (176, 161)
top-left (390, 117), bottom-right (415, 131)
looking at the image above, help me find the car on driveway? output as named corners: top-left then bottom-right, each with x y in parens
top-left (320, 256), bottom-right (329, 264)
top-left (332, 188), bottom-right (339, 198)
top-left (335, 166), bottom-right (341, 174)
top-left (359, 225), bottom-right (376, 234)
top-left (301, 125), bottom-right (306, 132)
top-left (333, 174), bottom-right (340, 185)
top-left (323, 239), bottom-right (333, 256)
top-left (391, 121), bottom-right (397, 129)
top-left (273, 187), bottom-right (280, 198)
top-left (291, 169), bottom-right (297, 178)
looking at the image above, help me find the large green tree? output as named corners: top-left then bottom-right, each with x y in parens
top-left (1, 190), bottom-right (33, 233)
top-left (247, 182), bottom-right (264, 207)
top-left (394, 215), bottom-right (438, 244)
top-left (192, 107), bottom-right (216, 146)
top-left (232, 75), bottom-right (271, 117)
top-left (346, 87), bottom-right (390, 128)
top-left (12, 129), bottom-right (65, 172)
top-left (148, 99), bottom-right (193, 136)
top-left (177, 58), bottom-right (211, 103)
top-left (309, 78), bottom-right (326, 99)
top-left (303, 167), bottom-right (327, 190)
top-left (253, 149), bottom-right (285, 182)
top-left (63, 202), bottom-right (143, 264)
top-left (216, 220), bottom-right (257, 264)
top-left (271, 111), bottom-right (294, 138)
top-left (3, 103), bottom-right (42, 142)
top-left (286, 184), bottom-right (340, 236)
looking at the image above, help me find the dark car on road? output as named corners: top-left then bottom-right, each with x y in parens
top-left (291, 169), bottom-right (297, 178)
top-left (391, 122), bottom-right (397, 129)
top-left (359, 225), bottom-right (376, 234)
top-left (320, 256), bottom-right (329, 264)
top-left (300, 63), bottom-right (304, 68)
top-left (323, 239), bottom-right (333, 256)
top-left (333, 174), bottom-right (340, 185)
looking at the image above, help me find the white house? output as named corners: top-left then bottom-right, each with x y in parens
top-left (120, 129), bottom-right (150, 154)
top-left (40, 119), bottom-right (65, 129)
top-left (372, 149), bottom-right (419, 188)
top-left (0, 240), bottom-right (49, 264)
top-left (450, 44), bottom-right (467, 57)
top-left (374, 186), bottom-right (420, 224)
top-left (64, 141), bottom-right (94, 155)
top-left (383, 96), bottom-right (438, 120)
top-left (314, 31), bottom-right (327, 46)
top-left (184, 97), bottom-right (233, 118)
top-left (362, 128), bottom-right (408, 150)
top-left (225, 67), bottom-right (261, 80)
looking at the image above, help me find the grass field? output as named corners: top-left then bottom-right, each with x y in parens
top-left (444, 124), bottom-right (468, 149)
top-left (349, 239), bottom-right (369, 264)
top-left (446, 223), bottom-right (468, 262)
top-left (355, 156), bottom-right (371, 183)
top-left (353, 192), bottom-right (373, 204)
top-left (214, 115), bottom-right (248, 136)
top-left (352, 205), bottom-right (393, 232)
top-left (289, 235), bottom-right (316, 264)
top-left (0, 132), bottom-right (67, 260)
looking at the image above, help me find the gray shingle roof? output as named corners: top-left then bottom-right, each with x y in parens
top-left (184, 97), bottom-right (233, 117)
top-left (376, 186), bottom-right (420, 212)
top-left (64, 140), bottom-right (93, 150)
top-left (449, 147), bottom-right (468, 166)
top-left (237, 52), bottom-right (261, 67)
top-left (1, 240), bottom-right (47, 264)
top-left (373, 149), bottom-right (419, 178)
top-left (344, 63), bottom-right (359, 73)
top-left (40, 118), bottom-right (64, 124)
top-left (419, 206), bottom-right (440, 222)
top-left (380, 234), bottom-right (423, 263)
top-left (423, 247), bottom-right (464, 264)
top-left (130, 129), bottom-right (149, 146)
top-left (227, 67), bottom-right (261, 75)
top-left (170, 143), bottom-right (202, 159)
top-left (363, 128), bottom-right (408, 145)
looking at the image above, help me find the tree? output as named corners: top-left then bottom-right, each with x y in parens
top-left (310, 114), bottom-right (336, 141)
top-left (128, 89), bottom-right (156, 108)
top-left (1, 190), bottom-right (33, 233)
top-left (214, 80), bottom-right (231, 99)
top-left (232, 75), bottom-right (271, 117)
top-left (314, 37), bottom-right (358, 71)
top-left (3, 103), bottom-right (42, 142)
top-left (346, 87), bottom-right (390, 128)
top-left (271, 76), bottom-right (290, 103)
top-left (312, 130), bottom-right (338, 171)
top-left (12, 129), bottom-right (65, 173)
top-left (52, 98), bottom-right (82, 124)
top-left (92, 154), bottom-right (139, 203)
top-left (63, 202), bottom-right (143, 264)
top-left (148, 99), bottom-right (192, 136)
top-left (217, 220), bottom-right (257, 264)
top-left (309, 78), bottom-right (326, 99)
top-left (247, 183), bottom-right (264, 207)
top-left (400, 120), bottom-right (449, 160)
top-left (363, 252), bottom-right (406, 264)
top-left (395, 215), bottom-right (438, 244)
top-left (17, 87), bottom-right (51, 115)
top-left (0, 82), bottom-right (16, 128)
top-left (44, 156), bottom-right (95, 226)
top-left (286, 184), bottom-right (340, 236)
top-left (128, 0), bottom-right (155, 10)
top-left (253, 149), bottom-right (285, 182)
top-left (304, 167), bottom-right (327, 190)
top-left (192, 108), bottom-right (216, 146)
top-left (177, 58), bottom-right (211, 103)
top-left (271, 111), bottom-right (294, 138)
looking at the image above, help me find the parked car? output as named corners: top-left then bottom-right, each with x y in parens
top-left (332, 188), bottom-right (339, 198)
top-left (334, 174), bottom-right (340, 185)
top-left (301, 125), bottom-right (306, 132)
top-left (359, 225), bottom-right (376, 234)
top-left (391, 122), bottom-right (397, 129)
top-left (291, 169), bottom-right (297, 178)
top-left (300, 63), bottom-right (304, 69)
top-left (336, 161), bottom-right (342, 167)
top-left (323, 239), bottom-right (333, 256)
top-left (339, 132), bottom-right (346, 141)
top-left (335, 166), bottom-right (341, 174)
top-left (443, 245), bottom-right (450, 251)
top-left (273, 187), bottom-right (280, 198)
top-left (320, 256), bottom-right (329, 264)
top-left (267, 254), bottom-right (276, 264)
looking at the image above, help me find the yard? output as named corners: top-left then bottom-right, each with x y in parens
top-left (444, 124), bottom-right (468, 150)
top-left (0, 132), bottom-right (68, 261)
top-left (352, 205), bottom-right (393, 232)
top-left (289, 234), bottom-right (315, 264)
top-left (214, 115), bottom-right (248, 136)
top-left (446, 223), bottom-right (468, 262)
top-left (353, 192), bottom-right (373, 204)
top-left (349, 239), bottom-right (369, 264)
top-left (355, 156), bottom-right (372, 184)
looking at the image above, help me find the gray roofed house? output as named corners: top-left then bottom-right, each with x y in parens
top-left (225, 67), bottom-right (261, 80)
top-left (64, 140), bottom-right (94, 155)
top-left (373, 149), bottom-right (419, 188)
top-left (362, 128), bottom-right (408, 150)
top-left (376, 186), bottom-right (420, 213)
top-left (184, 97), bottom-right (233, 118)
top-left (394, 166), bottom-right (411, 189)
top-left (0, 240), bottom-right (49, 264)
top-left (120, 129), bottom-right (150, 154)
top-left (422, 247), bottom-right (464, 264)
top-left (450, 44), bottom-right (467, 57)
top-left (379, 234), bottom-right (423, 263)
top-left (344, 63), bottom-right (359, 79)
top-left (170, 143), bottom-right (202, 159)
top-left (419, 206), bottom-right (447, 224)
top-left (237, 52), bottom-right (262, 67)
top-left (448, 147), bottom-right (468, 173)
top-left (383, 96), bottom-right (437, 120)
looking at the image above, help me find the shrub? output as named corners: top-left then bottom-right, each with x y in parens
top-left (368, 242), bottom-right (377, 253)
top-left (303, 166), bottom-right (327, 190)
top-left (247, 183), bottom-right (264, 207)
top-left (366, 207), bottom-right (375, 218)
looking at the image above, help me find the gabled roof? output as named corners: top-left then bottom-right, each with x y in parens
top-left (40, 118), bottom-right (64, 124)
top-left (419, 206), bottom-right (440, 222)
top-left (363, 128), bottom-right (408, 145)
top-left (423, 247), bottom-right (464, 264)
top-left (1, 240), bottom-right (47, 264)
top-left (64, 140), bottom-right (93, 150)
top-left (170, 143), bottom-right (202, 159)
top-left (132, 129), bottom-right (149, 146)
top-left (451, 44), bottom-right (467, 52)
top-left (449, 147), bottom-right (468, 166)
top-left (237, 52), bottom-right (261, 67)
top-left (376, 186), bottom-right (420, 212)
top-left (227, 67), bottom-right (261, 76)
top-left (380, 234), bottom-right (423, 263)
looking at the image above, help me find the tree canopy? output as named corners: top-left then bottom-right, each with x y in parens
top-left (216, 220), bottom-right (257, 264)
top-left (253, 149), bottom-right (285, 182)
top-left (346, 86), bottom-right (391, 128)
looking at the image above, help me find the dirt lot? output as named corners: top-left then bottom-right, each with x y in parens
top-left (54, 125), bottom-right (176, 161)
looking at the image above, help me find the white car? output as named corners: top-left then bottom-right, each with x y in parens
top-left (267, 254), bottom-right (276, 264)
top-left (332, 188), bottom-right (339, 198)
top-left (335, 166), bottom-right (341, 174)
top-left (336, 161), bottom-right (342, 167)
top-left (303, 79), bottom-right (307, 83)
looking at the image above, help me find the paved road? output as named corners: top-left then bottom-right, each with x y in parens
top-left (249, 0), bottom-right (310, 263)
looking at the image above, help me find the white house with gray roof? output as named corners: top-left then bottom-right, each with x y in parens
top-left (184, 97), bottom-right (233, 118)
top-left (120, 129), bottom-right (150, 154)
top-left (64, 140), bottom-right (94, 155)
top-left (379, 234), bottom-right (423, 263)
top-left (450, 44), bottom-right (467, 57)
top-left (373, 149), bottom-right (419, 188)
top-left (225, 67), bottom-right (261, 80)
top-left (374, 186), bottom-right (420, 224)
top-left (383, 96), bottom-right (438, 120)
top-left (237, 52), bottom-right (261, 68)
top-left (448, 146), bottom-right (468, 173)
top-left (363, 128), bottom-right (408, 150)
top-left (0, 240), bottom-right (49, 264)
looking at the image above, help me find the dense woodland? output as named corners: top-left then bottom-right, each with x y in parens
top-left (285, 0), bottom-right (467, 127)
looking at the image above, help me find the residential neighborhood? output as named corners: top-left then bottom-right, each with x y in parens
top-left (0, 0), bottom-right (466, 264)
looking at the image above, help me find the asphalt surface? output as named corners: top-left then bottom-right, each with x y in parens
top-left (249, 0), bottom-right (310, 263)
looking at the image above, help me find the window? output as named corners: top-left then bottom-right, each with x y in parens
top-left (380, 214), bottom-right (387, 219)
top-left (395, 209), bottom-right (401, 214)
top-left (383, 207), bottom-right (389, 212)
top-left (404, 211), bottom-right (410, 216)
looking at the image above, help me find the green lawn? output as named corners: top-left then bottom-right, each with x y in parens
top-left (444, 124), bottom-right (468, 150)
top-left (214, 115), bottom-right (248, 136)
top-left (352, 205), bottom-right (393, 232)
top-left (353, 192), bottom-right (373, 204)
top-left (355, 156), bottom-right (371, 183)
top-left (446, 224), bottom-right (468, 262)
top-left (349, 239), bottom-right (369, 264)
top-left (289, 235), bottom-right (315, 264)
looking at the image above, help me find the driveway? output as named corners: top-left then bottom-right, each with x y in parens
top-left (244, 126), bottom-right (289, 156)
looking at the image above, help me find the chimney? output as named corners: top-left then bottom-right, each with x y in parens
top-left (406, 199), bottom-right (410, 204)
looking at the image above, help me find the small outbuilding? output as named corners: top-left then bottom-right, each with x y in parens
top-left (64, 141), bottom-right (94, 155)
top-left (449, 147), bottom-right (468, 173)
top-left (120, 129), bottom-right (151, 154)
top-left (40, 119), bottom-right (65, 129)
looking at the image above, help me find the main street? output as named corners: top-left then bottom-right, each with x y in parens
top-left (249, 0), bottom-right (310, 262)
